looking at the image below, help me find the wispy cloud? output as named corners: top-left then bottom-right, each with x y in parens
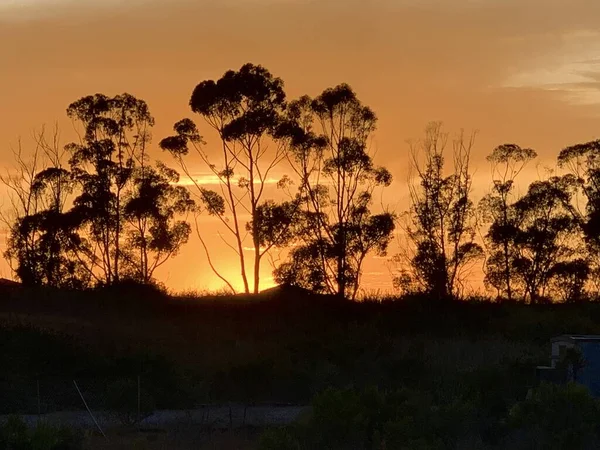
top-left (502, 31), bottom-right (600, 105)
top-left (175, 172), bottom-right (336, 188)
top-left (175, 173), bottom-right (281, 187)
top-left (0, 0), bottom-right (151, 22)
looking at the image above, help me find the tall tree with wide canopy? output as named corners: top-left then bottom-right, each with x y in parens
top-left (273, 85), bottom-right (395, 300)
top-left (160, 63), bottom-right (294, 294)
top-left (558, 139), bottom-right (600, 293)
top-left (1, 127), bottom-right (85, 288)
top-left (508, 175), bottom-right (585, 303)
top-left (395, 122), bottom-right (482, 300)
top-left (122, 161), bottom-right (194, 284)
top-left (479, 144), bottom-right (537, 301)
top-left (66, 93), bottom-right (155, 285)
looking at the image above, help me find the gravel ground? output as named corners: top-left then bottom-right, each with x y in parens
top-left (0, 405), bottom-right (308, 431)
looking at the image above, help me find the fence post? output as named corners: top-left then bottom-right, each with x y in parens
top-left (37, 379), bottom-right (41, 420)
top-left (137, 375), bottom-right (141, 424)
top-left (73, 380), bottom-right (108, 440)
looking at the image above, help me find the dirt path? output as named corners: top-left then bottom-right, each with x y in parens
top-left (1, 405), bottom-right (308, 431)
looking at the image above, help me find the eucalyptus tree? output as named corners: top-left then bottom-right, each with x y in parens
top-left (558, 139), bottom-right (600, 294)
top-left (122, 161), bottom-right (194, 284)
top-left (1, 127), bottom-right (84, 287)
top-left (509, 175), bottom-right (585, 303)
top-left (273, 85), bottom-right (395, 300)
top-left (479, 144), bottom-right (537, 301)
top-left (1, 133), bottom-right (46, 285)
top-left (160, 63), bottom-right (293, 294)
top-left (396, 122), bottom-right (482, 300)
top-left (66, 93), bottom-right (155, 285)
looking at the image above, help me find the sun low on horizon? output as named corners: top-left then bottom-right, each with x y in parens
top-left (1, 0), bottom-right (600, 295)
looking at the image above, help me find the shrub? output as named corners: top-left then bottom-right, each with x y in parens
top-left (30, 422), bottom-right (81, 450)
top-left (260, 387), bottom-right (477, 450)
top-left (103, 378), bottom-right (156, 426)
top-left (258, 427), bottom-right (300, 450)
top-left (0, 416), bottom-right (81, 450)
top-left (506, 382), bottom-right (600, 450)
top-left (0, 416), bottom-right (29, 450)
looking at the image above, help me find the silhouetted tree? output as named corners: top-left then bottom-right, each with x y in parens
top-left (1, 127), bottom-right (86, 287)
top-left (160, 63), bottom-right (294, 294)
top-left (66, 93), bottom-right (155, 285)
top-left (122, 161), bottom-right (194, 284)
top-left (1, 133), bottom-right (45, 284)
top-left (249, 198), bottom-right (300, 259)
top-left (509, 175), bottom-right (585, 303)
top-left (558, 139), bottom-right (600, 294)
top-left (479, 144), bottom-right (537, 301)
top-left (395, 122), bottom-right (482, 300)
top-left (274, 85), bottom-right (395, 300)
top-left (548, 259), bottom-right (590, 303)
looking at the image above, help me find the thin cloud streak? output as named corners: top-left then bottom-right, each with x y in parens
top-left (175, 174), bottom-right (281, 187)
top-left (502, 31), bottom-right (600, 105)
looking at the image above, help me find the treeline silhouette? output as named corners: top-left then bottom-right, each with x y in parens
top-left (1, 62), bottom-right (599, 303)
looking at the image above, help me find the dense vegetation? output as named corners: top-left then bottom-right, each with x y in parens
top-left (260, 382), bottom-right (600, 450)
top-left (0, 416), bottom-right (81, 450)
top-left (2, 285), bottom-right (600, 448)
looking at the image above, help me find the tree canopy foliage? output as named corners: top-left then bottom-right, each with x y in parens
top-left (2, 95), bottom-right (194, 288)
top-left (395, 123), bottom-right (482, 300)
top-left (273, 85), bottom-right (395, 300)
top-left (160, 63), bottom-right (293, 294)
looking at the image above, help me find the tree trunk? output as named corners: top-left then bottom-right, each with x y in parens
top-left (502, 200), bottom-right (513, 302)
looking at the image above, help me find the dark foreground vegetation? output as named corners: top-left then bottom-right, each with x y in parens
top-left (3, 284), bottom-right (600, 449)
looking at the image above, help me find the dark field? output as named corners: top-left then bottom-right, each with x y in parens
top-left (82, 427), bottom-right (258, 450)
top-left (2, 284), bottom-right (600, 449)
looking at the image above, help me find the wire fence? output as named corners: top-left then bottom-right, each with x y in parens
top-left (1, 375), bottom-right (153, 416)
top-left (1, 374), bottom-right (308, 425)
top-left (0, 375), bottom-right (308, 433)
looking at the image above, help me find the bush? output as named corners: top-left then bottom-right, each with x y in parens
top-left (103, 378), bottom-right (156, 426)
top-left (258, 427), bottom-right (300, 450)
top-left (506, 382), bottom-right (600, 450)
top-left (308, 387), bottom-right (379, 449)
top-left (104, 352), bottom-right (193, 410)
top-left (0, 416), bottom-right (81, 450)
top-left (30, 422), bottom-right (81, 450)
top-left (260, 387), bottom-right (478, 450)
top-left (0, 416), bottom-right (29, 450)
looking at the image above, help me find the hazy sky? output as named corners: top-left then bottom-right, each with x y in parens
top-left (1, 0), bottom-right (599, 292)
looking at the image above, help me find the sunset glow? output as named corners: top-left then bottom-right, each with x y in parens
top-left (1, 0), bottom-right (599, 294)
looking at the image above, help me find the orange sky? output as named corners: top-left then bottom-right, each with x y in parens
top-left (1, 0), bottom-right (599, 293)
